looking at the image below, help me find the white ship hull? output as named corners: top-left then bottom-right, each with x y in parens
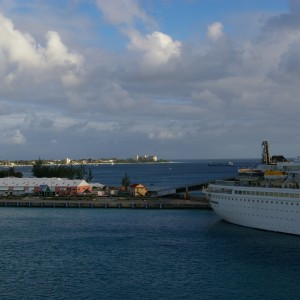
top-left (209, 184), bottom-right (300, 235)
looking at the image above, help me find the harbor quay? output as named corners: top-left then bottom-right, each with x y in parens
top-left (0, 196), bottom-right (211, 209)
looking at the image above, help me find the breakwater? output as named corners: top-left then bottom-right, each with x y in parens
top-left (0, 196), bottom-right (210, 209)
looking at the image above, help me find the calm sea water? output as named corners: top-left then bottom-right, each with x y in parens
top-left (88, 159), bottom-right (259, 187)
top-left (2, 160), bottom-right (299, 299)
top-left (0, 209), bottom-right (299, 300)
top-left (17, 159), bottom-right (260, 187)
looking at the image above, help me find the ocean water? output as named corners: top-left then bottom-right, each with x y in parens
top-left (2, 160), bottom-right (299, 299)
top-left (0, 209), bottom-right (299, 300)
top-left (88, 159), bottom-right (258, 187)
top-left (17, 159), bottom-right (260, 188)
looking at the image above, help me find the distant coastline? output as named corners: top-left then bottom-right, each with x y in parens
top-left (0, 158), bottom-right (171, 167)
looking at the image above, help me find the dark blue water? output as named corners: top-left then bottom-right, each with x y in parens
top-left (4, 160), bottom-right (299, 299)
top-left (17, 159), bottom-right (258, 188)
top-left (0, 209), bottom-right (299, 300)
top-left (88, 159), bottom-right (259, 187)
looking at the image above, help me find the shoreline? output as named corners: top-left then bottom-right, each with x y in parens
top-left (0, 162), bottom-right (174, 167)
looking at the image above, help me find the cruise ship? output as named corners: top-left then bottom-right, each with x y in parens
top-left (208, 141), bottom-right (300, 235)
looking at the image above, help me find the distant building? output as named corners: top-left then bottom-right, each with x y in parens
top-left (129, 183), bottom-right (148, 197)
top-left (136, 155), bottom-right (158, 162)
top-left (0, 178), bottom-right (92, 197)
top-left (65, 158), bottom-right (71, 164)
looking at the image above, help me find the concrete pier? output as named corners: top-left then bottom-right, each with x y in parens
top-left (0, 196), bottom-right (210, 209)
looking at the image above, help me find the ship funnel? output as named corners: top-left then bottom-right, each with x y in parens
top-left (262, 141), bottom-right (270, 164)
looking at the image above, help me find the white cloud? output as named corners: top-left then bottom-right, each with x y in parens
top-left (191, 89), bottom-right (224, 109)
top-left (95, 1), bottom-right (179, 67)
top-left (128, 30), bottom-right (182, 66)
top-left (95, 0), bottom-right (155, 27)
top-left (0, 129), bottom-right (26, 145)
top-left (0, 13), bottom-right (84, 90)
top-left (207, 22), bottom-right (224, 40)
top-left (148, 128), bottom-right (184, 140)
top-left (44, 31), bottom-right (82, 68)
top-left (2, 2), bottom-right (300, 159)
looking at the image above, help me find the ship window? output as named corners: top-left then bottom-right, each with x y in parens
top-left (255, 191), bottom-right (259, 196)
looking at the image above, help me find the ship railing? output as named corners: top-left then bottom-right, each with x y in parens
top-left (214, 180), bottom-right (236, 186)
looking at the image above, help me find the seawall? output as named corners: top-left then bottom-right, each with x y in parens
top-left (0, 196), bottom-right (211, 209)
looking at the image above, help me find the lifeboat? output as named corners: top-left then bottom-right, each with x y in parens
top-left (237, 168), bottom-right (263, 181)
top-left (264, 170), bottom-right (287, 180)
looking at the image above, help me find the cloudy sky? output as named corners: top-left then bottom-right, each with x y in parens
top-left (1, 0), bottom-right (300, 160)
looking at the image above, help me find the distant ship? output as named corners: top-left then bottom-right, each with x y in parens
top-left (208, 141), bottom-right (300, 235)
top-left (208, 161), bottom-right (234, 166)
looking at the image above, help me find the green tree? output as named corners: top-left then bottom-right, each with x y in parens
top-left (121, 173), bottom-right (131, 190)
top-left (32, 158), bottom-right (88, 180)
top-left (0, 167), bottom-right (23, 178)
top-left (86, 167), bottom-right (93, 182)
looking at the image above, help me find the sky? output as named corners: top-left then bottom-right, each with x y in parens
top-left (1, 0), bottom-right (300, 160)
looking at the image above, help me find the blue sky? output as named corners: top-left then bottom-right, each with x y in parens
top-left (0, 0), bottom-right (299, 160)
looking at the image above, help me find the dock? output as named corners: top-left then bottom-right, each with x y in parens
top-left (0, 196), bottom-right (211, 209)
